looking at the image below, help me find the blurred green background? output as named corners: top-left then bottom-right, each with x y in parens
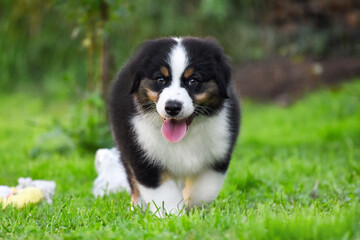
top-left (1, 2), bottom-right (360, 238)
top-left (2, 0), bottom-right (360, 89)
top-left (1, 0), bottom-right (360, 151)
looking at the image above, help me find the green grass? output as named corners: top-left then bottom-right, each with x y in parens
top-left (0, 81), bottom-right (360, 239)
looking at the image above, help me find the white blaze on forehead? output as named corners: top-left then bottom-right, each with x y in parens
top-left (169, 38), bottom-right (188, 83)
top-left (156, 38), bottom-right (194, 119)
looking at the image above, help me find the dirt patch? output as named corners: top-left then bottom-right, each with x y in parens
top-left (233, 57), bottom-right (360, 105)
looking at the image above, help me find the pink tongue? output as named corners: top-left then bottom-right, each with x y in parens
top-left (161, 119), bottom-right (187, 143)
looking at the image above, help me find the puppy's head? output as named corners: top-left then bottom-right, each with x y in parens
top-left (129, 37), bottom-right (231, 143)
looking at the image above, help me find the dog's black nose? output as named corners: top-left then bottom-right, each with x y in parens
top-left (165, 101), bottom-right (182, 116)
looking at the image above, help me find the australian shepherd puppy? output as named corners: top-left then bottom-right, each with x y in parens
top-left (108, 37), bottom-right (240, 217)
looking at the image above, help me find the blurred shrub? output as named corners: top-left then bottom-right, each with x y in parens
top-left (30, 91), bottom-right (112, 156)
top-left (30, 127), bottom-right (75, 158)
top-left (63, 91), bottom-right (113, 151)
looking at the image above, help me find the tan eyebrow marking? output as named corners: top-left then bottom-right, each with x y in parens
top-left (160, 66), bottom-right (169, 77)
top-left (184, 67), bottom-right (194, 79)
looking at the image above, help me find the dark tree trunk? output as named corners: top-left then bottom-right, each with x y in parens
top-left (100, 0), bottom-right (114, 101)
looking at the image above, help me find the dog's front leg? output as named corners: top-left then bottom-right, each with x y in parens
top-left (137, 180), bottom-right (184, 217)
top-left (182, 169), bottom-right (226, 208)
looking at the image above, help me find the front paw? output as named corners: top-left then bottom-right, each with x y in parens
top-left (137, 180), bottom-right (185, 218)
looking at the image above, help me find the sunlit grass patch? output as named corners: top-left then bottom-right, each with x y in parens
top-left (0, 81), bottom-right (359, 239)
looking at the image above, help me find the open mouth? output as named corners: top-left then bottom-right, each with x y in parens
top-left (161, 114), bottom-right (196, 143)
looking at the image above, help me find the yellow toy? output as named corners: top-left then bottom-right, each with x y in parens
top-left (0, 187), bottom-right (44, 209)
top-left (0, 177), bottom-right (56, 209)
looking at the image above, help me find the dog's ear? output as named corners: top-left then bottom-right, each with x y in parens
top-left (129, 69), bottom-right (144, 94)
top-left (203, 37), bottom-right (231, 99)
top-left (214, 53), bottom-right (231, 99)
top-left (128, 47), bottom-right (149, 94)
top-left (128, 40), bottom-right (158, 94)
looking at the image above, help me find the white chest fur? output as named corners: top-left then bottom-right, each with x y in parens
top-left (131, 103), bottom-right (231, 176)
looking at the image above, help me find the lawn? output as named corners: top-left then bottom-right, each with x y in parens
top-left (0, 80), bottom-right (359, 239)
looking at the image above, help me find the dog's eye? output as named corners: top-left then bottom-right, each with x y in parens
top-left (157, 77), bottom-right (166, 85)
top-left (187, 79), bottom-right (197, 86)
